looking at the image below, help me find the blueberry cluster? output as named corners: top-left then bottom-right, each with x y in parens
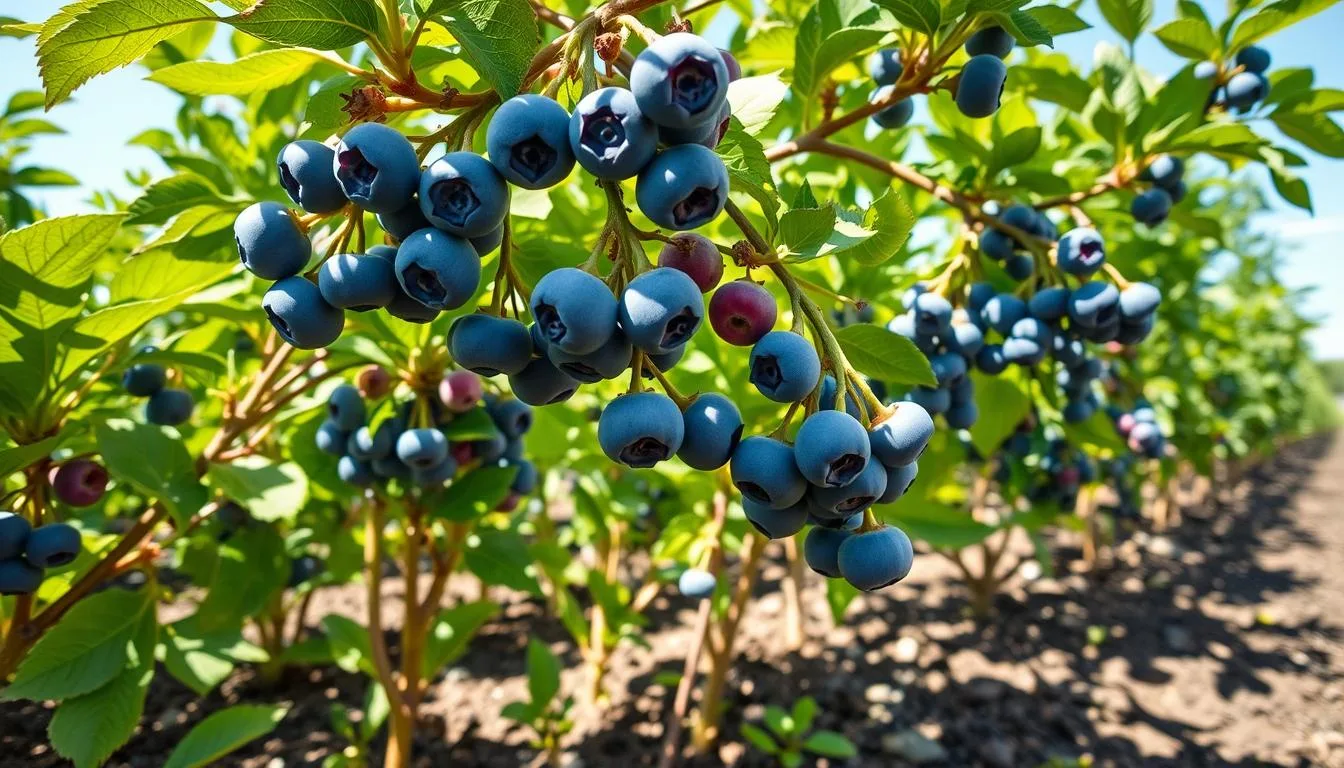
top-left (1111, 402), bottom-right (1165, 459)
top-left (886, 224), bottom-right (1161, 429)
top-left (865, 25), bottom-right (1012, 128)
top-left (315, 373), bottom-right (536, 506)
top-left (1028, 440), bottom-right (1096, 513)
top-left (123, 357), bottom-right (194, 426)
top-left (977, 202), bottom-right (1059, 281)
top-left (0, 513), bottom-right (80, 596)
top-left (1197, 45), bottom-right (1272, 114)
top-left (1131, 154), bottom-right (1186, 227)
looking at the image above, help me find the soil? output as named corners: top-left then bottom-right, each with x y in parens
top-left (3, 431), bottom-right (1343, 768)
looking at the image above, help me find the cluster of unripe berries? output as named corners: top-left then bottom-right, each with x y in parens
top-left (314, 369), bottom-right (535, 507)
top-left (123, 355), bottom-right (194, 426)
top-left (885, 220), bottom-right (1160, 429)
top-left (1111, 402), bottom-right (1165, 460)
top-left (1131, 154), bottom-right (1187, 227)
top-left (865, 24), bottom-right (1014, 128)
top-left (231, 31), bottom-right (739, 350)
top-left (0, 513), bottom-right (81, 595)
top-left (1196, 45), bottom-right (1272, 114)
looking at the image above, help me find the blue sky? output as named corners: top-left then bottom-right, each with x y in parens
top-left (3, 1), bottom-right (1342, 356)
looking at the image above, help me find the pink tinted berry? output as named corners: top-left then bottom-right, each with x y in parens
top-left (709, 281), bottom-right (777, 346)
top-left (440, 370), bottom-right (484, 412)
top-left (357, 365), bottom-right (393, 399)
top-left (50, 459), bottom-right (109, 508)
top-left (657, 233), bottom-right (724, 293)
top-left (496, 492), bottom-right (522, 512)
top-left (451, 441), bottom-right (476, 466)
top-left (1116, 413), bottom-right (1136, 436)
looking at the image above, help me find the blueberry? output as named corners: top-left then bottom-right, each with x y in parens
top-left (376, 196), bottom-right (432, 241)
top-left (945, 400), bottom-right (978, 429)
top-left (24, 522), bottom-right (81, 568)
top-left (660, 99), bottom-right (732, 148)
top-left (502, 438), bottom-right (525, 463)
top-left (277, 140), bottom-right (345, 214)
top-left (1168, 180), bottom-right (1188, 204)
top-left (385, 286), bottom-right (441, 324)
top-left (720, 49), bottom-right (742, 81)
top-left (794, 410), bottom-right (871, 488)
top-left (486, 94), bottom-right (575, 189)
top-left (808, 510), bottom-right (864, 531)
top-left (887, 312), bottom-right (915, 339)
top-left (530, 267), bottom-right (619, 355)
top-left (966, 25), bottom-right (1015, 59)
top-left (869, 403), bottom-right (934, 468)
top-left (1142, 155), bottom-right (1184, 190)
top-left (809, 457), bottom-right (888, 517)
top-left (956, 54), bottom-right (1007, 118)
top-left (803, 526), bottom-right (851, 577)
top-left (1131, 187), bottom-right (1173, 226)
top-left (1056, 227), bottom-right (1105, 277)
top-left (1194, 60), bottom-right (1218, 79)
top-left (1028, 287), bottom-right (1071, 320)
top-left (470, 224), bottom-right (505, 256)
top-left (974, 344), bottom-right (1008, 375)
top-left (1119, 282), bottom-right (1161, 319)
top-left (488, 397), bottom-right (533, 439)
top-left (547, 326), bottom-right (633, 383)
top-left (50, 459), bottom-right (108, 508)
top-left (730, 436), bottom-right (807, 509)
top-left (967, 282), bottom-right (996, 314)
top-left (1116, 313), bottom-right (1155, 344)
top-left (396, 427), bottom-right (449, 470)
top-left (930, 352), bottom-right (968, 387)
top-left (338, 455), bottom-right (376, 486)
top-left (440, 370), bottom-right (484, 412)
top-left (1128, 421), bottom-right (1163, 456)
top-left (619, 267), bottom-right (704, 354)
top-left (234, 202), bottom-right (311, 280)
top-left (635, 144), bottom-right (729, 231)
top-left (906, 385), bottom-right (951, 414)
top-left (901, 282), bottom-right (927, 310)
top-left (709, 280), bottom-right (777, 346)
top-left (911, 293), bottom-right (953, 337)
top-left (263, 276), bottom-right (345, 349)
top-left (743, 497), bottom-right (808, 539)
top-left (1010, 317), bottom-right (1052, 345)
top-left (749, 331), bottom-right (821, 403)
top-left (818, 374), bottom-right (862, 420)
top-left (1063, 396), bottom-right (1096, 423)
top-left (658, 233), bottom-right (723, 292)
top-left (0, 511), bottom-right (32, 561)
top-left (837, 526), bottom-right (913, 591)
top-left (509, 459), bottom-right (538, 494)
top-left (371, 454), bottom-right (412, 480)
top-left (1004, 253), bottom-right (1033, 281)
top-left (630, 32), bottom-right (730, 130)
top-left (946, 323), bottom-right (984, 359)
top-left (877, 461), bottom-right (919, 504)
top-left (122, 363), bottom-right (166, 397)
top-left (869, 87), bottom-right (914, 129)
top-left (473, 432), bottom-right (508, 464)
top-left (333, 122), bottom-right (420, 214)
top-left (508, 356), bottom-right (579, 405)
top-left (979, 228), bottom-right (1016, 261)
top-left (1081, 317), bottom-right (1121, 343)
top-left (418, 152), bottom-right (510, 238)
top-left (0, 558), bottom-right (43, 595)
top-left (1235, 45), bottom-right (1271, 74)
top-left (598, 392), bottom-right (684, 468)
top-left (450, 314), bottom-right (533, 377)
top-left (413, 453), bottom-right (459, 487)
top-left (146, 388), bottom-right (194, 426)
top-left (1069, 281), bottom-right (1121, 328)
top-left (1052, 334), bottom-right (1085, 365)
top-left (678, 567), bottom-right (716, 598)
top-left (980, 293), bottom-right (1027, 336)
top-left (569, 87), bottom-right (658, 180)
top-left (1003, 336), bottom-right (1044, 366)
top-left (316, 423), bottom-right (350, 461)
top-left (323, 386), bottom-right (364, 432)
top-left (677, 393), bottom-right (743, 470)
top-left (318, 253), bottom-right (398, 311)
top-left (394, 228), bottom-right (481, 311)
top-left (347, 423), bottom-right (392, 461)
top-left (867, 48), bottom-right (903, 85)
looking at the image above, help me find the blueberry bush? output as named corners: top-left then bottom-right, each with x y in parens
top-left (0, 0), bottom-right (1340, 765)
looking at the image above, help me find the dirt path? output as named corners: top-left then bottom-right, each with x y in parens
top-left (2, 432), bottom-right (1342, 767)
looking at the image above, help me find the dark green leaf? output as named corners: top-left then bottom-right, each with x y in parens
top-left (429, 464), bottom-right (518, 521)
top-left (803, 730), bottom-right (858, 758)
top-left (226, 0), bottom-right (380, 50)
top-left (874, 0), bottom-right (941, 35)
top-left (163, 705), bottom-right (288, 768)
top-left (420, 0), bottom-right (539, 98)
top-left (836, 323), bottom-right (937, 387)
top-left (740, 722), bottom-right (779, 754)
top-left (465, 528), bottom-right (538, 592)
top-left (967, 371), bottom-right (1030, 456)
top-left (96, 419), bottom-right (207, 525)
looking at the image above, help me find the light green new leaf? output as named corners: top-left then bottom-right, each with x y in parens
top-left (226, 0), bottom-right (380, 50)
top-left (968, 371), bottom-right (1030, 456)
top-left (163, 705), bottom-right (288, 768)
top-left (1153, 17), bottom-right (1220, 59)
top-left (1271, 111), bottom-right (1344, 158)
top-left (322, 614), bottom-right (375, 675)
top-left (525, 637), bottom-right (561, 707)
top-left (1021, 5), bottom-right (1091, 35)
top-left (206, 455), bottom-right (309, 523)
top-left (421, 0), bottom-right (539, 99)
top-left (835, 324), bottom-right (937, 387)
top-left (804, 730), bottom-right (858, 758)
top-left (126, 173), bottom-right (226, 227)
top-left (727, 73), bottom-right (790, 136)
top-left (422, 600), bottom-right (500, 677)
top-left (778, 204), bottom-right (837, 258)
top-left (148, 47), bottom-right (327, 95)
top-left (1230, 0), bottom-right (1337, 50)
top-left (1096, 0), bottom-right (1153, 44)
top-left (161, 616), bottom-right (267, 696)
top-left (825, 190), bottom-right (914, 266)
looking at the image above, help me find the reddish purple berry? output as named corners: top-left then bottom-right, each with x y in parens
top-left (440, 370), bottom-right (484, 412)
top-left (709, 281), bottom-right (777, 346)
top-left (50, 459), bottom-right (109, 508)
top-left (357, 365), bottom-right (393, 399)
top-left (658, 233), bottom-right (723, 293)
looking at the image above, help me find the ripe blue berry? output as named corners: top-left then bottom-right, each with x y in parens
top-left (906, 386), bottom-right (951, 414)
top-left (1057, 227), bottom-right (1106, 277)
top-left (488, 398), bottom-right (533, 440)
top-left (450, 314), bottom-right (534, 377)
top-left (743, 497), bottom-right (808, 540)
top-left (974, 345), bottom-right (1008, 375)
top-left (0, 558), bottom-right (43, 595)
top-left (930, 351), bottom-right (968, 386)
top-left (1194, 60), bottom-right (1218, 80)
top-left (803, 526), bottom-right (851, 577)
top-left (794, 410), bottom-right (871, 488)
top-left (837, 526), bottom-right (913, 591)
top-left (966, 25), bottom-right (1015, 59)
top-left (678, 567), bottom-right (716, 598)
top-left (510, 459), bottom-right (538, 494)
top-left (967, 282), bottom-right (996, 314)
top-left (122, 363), bottom-right (166, 397)
top-left (1005, 253), bottom-right (1034, 281)
top-left (348, 424), bottom-right (393, 461)
top-left (1028, 286), bottom-right (1071, 320)
top-left (749, 331), bottom-right (821, 403)
top-left (980, 293), bottom-right (1028, 336)
top-left (630, 33), bottom-right (730, 130)
top-left (470, 225), bottom-right (505, 257)
top-left (979, 228), bottom-right (1016, 261)
top-left (334, 123), bottom-right (420, 214)
top-left (658, 233), bottom-right (723, 292)
top-left (319, 253), bottom-right (398, 311)
top-left (327, 385), bottom-right (366, 431)
top-left (869, 87), bottom-right (914, 129)
top-left (912, 293), bottom-right (953, 337)
top-left (338, 455), bottom-right (376, 486)
top-left (394, 228), bottom-right (481, 311)
top-left (1131, 187), bottom-right (1173, 226)
top-left (413, 454), bottom-right (459, 487)
top-left (0, 512), bottom-right (32, 561)
top-left (263, 276), bottom-right (345, 349)
top-left (377, 196), bottom-right (432, 241)
top-left (1143, 155), bottom-right (1184, 189)
top-left (277, 140), bottom-right (345, 214)
top-left (146, 388), bottom-right (194, 426)
top-left (619, 268), bottom-right (705, 354)
top-left (877, 461), bottom-right (919, 504)
top-left (945, 401), bottom-right (978, 429)
top-left (658, 99), bottom-right (731, 148)
top-left (569, 87), bottom-right (658, 180)
top-left (396, 427), bottom-right (449, 470)
top-left (598, 392), bottom-right (685, 468)
top-left (949, 322), bottom-right (985, 357)
top-left (730, 436), bottom-right (807, 509)
top-left (677, 393), bottom-right (743, 471)
top-left (956, 55), bottom-right (1007, 118)
top-left (1235, 45), bottom-right (1270, 74)
top-left (818, 375), bottom-right (862, 420)
top-left (870, 403), bottom-right (934, 468)
top-left (867, 48), bottom-right (902, 85)
top-left (372, 454), bottom-right (412, 480)
top-left (635, 144), bottom-right (729, 231)
top-left (234, 202), bottom-right (311, 280)
top-left (709, 280), bottom-right (776, 346)
top-left (316, 421), bottom-right (349, 456)
top-left (1116, 314), bottom-right (1155, 344)
top-left (809, 458), bottom-right (888, 517)
top-left (24, 522), bottom-right (81, 568)
top-left (1069, 281), bottom-right (1121, 329)
top-left (487, 94), bottom-right (576, 189)
top-left (547, 327), bottom-right (633, 383)
top-left (1063, 396), bottom-right (1097, 423)
top-left (508, 357), bottom-right (579, 405)
top-left (530, 267), bottom-right (619, 355)
top-left (1119, 282), bottom-right (1162, 319)
top-left (385, 287), bottom-right (440, 324)
top-left (419, 152), bottom-right (510, 238)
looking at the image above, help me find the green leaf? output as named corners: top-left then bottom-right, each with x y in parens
top-left (95, 419), bottom-right (207, 525)
top-left (793, 0), bottom-right (887, 99)
top-left (778, 204), bottom-right (837, 258)
top-left (1230, 0), bottom-right (1337, 50)
top-left (835, 324), bottom-right (937, 387)
top-left (147, 47), bottom-right (326, 95)
top-left (36, 0), bottom-right (216, 108)
top-left (967, 371), bottom-right (1030, 456)
top-left (300, 74), bottom-right (359, 138)
top-left (1164, 121), bottom-right (1265, 153)
top-left (1095, 0), bottom-right (1152, 43)
top-left (465, 528), bottom-right (538, 592)
top-left (322, 614), bottom-right (374, 675)
top-left (791, 697), bottom-right (817, 733)
top-left (717, 120), bottom-right (780, 237)
top-left (825, 189), bottom-right (915, 266)
top-left (1152, 17), bottom-right (1220, 59)
top-left (500, 700), bottom-right (538, 723)
top-left (206, 456), bottom-right (308, 523)
top-left (226, 0), bottom-right (380, 50)
top-left (422, 600), bottom-right (500, 677)
top-left (438, 407), bottom-right (503, 441)
top-left (888, 502), bottom-right (996, 549)
top-left (420, 0), bottom-right (539, 99)
top-left (1, 17), bottom-right (38, 38)
top-left (163, 705), bottom-right (288, 768)
top-left (727, 73), bottom-right (790, 136)
top-left (740, 722), bottom-right (779, 754)
top-left (993, 9), bottom-right (1053, 47)
top-left (803, 730), bottom-right (858, 758)
top-left (0, 433), bottom-right (68, 478)
top-left (429, 464), bottom-right (518, 521)
top-left (126, 173), bottom-right (226, 227)
top-left (824, 575), bottom-right (859, 622)
top-left (874, 0), bottom-right (941, 35)
top-left (161, 617), bottom-right (266, 696)
top-left (986, 126), bottom-right (1041, 174)
top-left (1271, 111), bottom-right (1344, 158)
top-left (1020, 5), bottom-right (1090, 35)
top-left (3, 587), bottom-right (152, 702)
top-left (12, 167), bottom-right (79, 186)
top-left (525, 637), bottom-right (560, 707)
top-left (1062, 408), bottom-right (1127, 453)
